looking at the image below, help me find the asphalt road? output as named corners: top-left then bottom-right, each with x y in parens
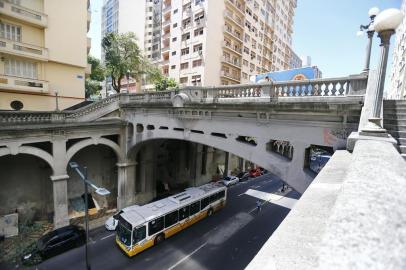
top-left (35, 174), bottom-right (300, 270)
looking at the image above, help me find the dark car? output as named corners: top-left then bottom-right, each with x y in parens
top-left (22, 225), bottom-right (85, 265)
top-left (236, 171), bottom-right (250, 182)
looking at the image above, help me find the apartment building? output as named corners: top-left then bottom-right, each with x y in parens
top-left (388, 0), bottom-right (406, 99)
top-left (290, 50), bottom-right (302, 69)
top-left (148, 0), bottom-right (296, 86)
top-left (0, 0), bottom-right (91, 111)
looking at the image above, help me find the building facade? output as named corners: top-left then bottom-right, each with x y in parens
top-left (290, 50), bottom-right (302, 69)
top-left (388, 0), bottom-right (406, 99)
top-left (146, 0), bottom-right (296, 86)
top-left (0, 0), bottom-right (91, 111)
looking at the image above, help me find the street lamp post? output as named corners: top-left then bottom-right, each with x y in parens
top-left (361, 8), bottom-right (404, 135)
top-left (54, 90), bottom-right (59, 111)
top-left (69, 162), bottom-right (111, 270)
top-left (357, 7), bottom-right (380, 73)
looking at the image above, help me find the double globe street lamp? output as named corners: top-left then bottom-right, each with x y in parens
top-left (69, 162), bottom-right (111, 270)
top-left (357, 7), bottom-right (380, 73)
top-left (361, 8), bottom-right (404, 135)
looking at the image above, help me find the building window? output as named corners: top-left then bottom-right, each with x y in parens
top-left (181, 47), bottom-right (190, 55)
top-left (180, 62), bottom-right (189, 69)
top-left (243, 47), bottom-right (250, 54)
top-left (182, 18), bottom-right (191, 28)
top-left (180, 77), bottom-right (188, 83)
top-left (173, 23), bottom-right (178, 28)
top-left (195, 0), bottom-right (204, 5)
top-left (194, 11), bottom-right (205, 22)
top-left (193, 43), bottom-right (203, 53)
top-left (191, 75), bottom-right (201, 85)
top-left (172, 37), bottom-right (177, 42)
top-left (173, 9), bottom-right (178, 14)
top-left (182, 32), bottom-right (191, 41)
top-left (0, 22), bottom-right (21, 42)
top-left (171, 65), bottom-right (176, 69)
top-left (242, 72), bottom-right (248, 79)
top-left (243, 60), bottom-right (248, 66)
top-left (10, 100), bottom-right (23, 111)
top-left (171, 51), bottom-right (176, 56)
top-left (194, 27), bottom-right (204, 36)
top-left (192, 59), bottom-right (202, 67)
top-left (5, 59), bottom-right (37, 79)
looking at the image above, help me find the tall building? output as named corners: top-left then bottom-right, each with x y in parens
top-left (0, 0), bottom-right (91, 111)
top-left (290, 50), bottom-right (302, 69)
top-left (148, 0), bottom-right (296, 86)
top-left (389, 0), bottom-right (406, 99)
top-left (301, 55), bottom-right (311, 66)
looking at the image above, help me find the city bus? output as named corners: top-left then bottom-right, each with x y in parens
top-left (115, 182), bottom-right (227, 257)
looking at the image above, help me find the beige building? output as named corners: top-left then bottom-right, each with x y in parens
top-left (149, 0), bottom-right (296, 86)
top-left (0, 0), bottom-right (91, 111)
top-left (389, 0), bottom-right (406, 99)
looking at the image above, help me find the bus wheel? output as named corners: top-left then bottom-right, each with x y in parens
top-left (207, 208), bottom-right (213, 217)
top-left (155, 233), bottom-right (165, 245)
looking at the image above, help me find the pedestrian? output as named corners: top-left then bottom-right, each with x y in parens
top-left (256, 200), bottom-right (262, 212)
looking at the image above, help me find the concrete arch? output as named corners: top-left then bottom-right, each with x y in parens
top-left (66, 137), bottom-right (124, 167)
top-left (128, 132), bottom-right (289, 182)
top-left (0, 145), bottom-right (55, 173)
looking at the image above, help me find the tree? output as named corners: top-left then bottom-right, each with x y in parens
top-left (154, 77), bottom-right (178, 91)
top-left (102, 32), bottom-right (153, 92)
top-left (85, 55), bottom-right (105, 98)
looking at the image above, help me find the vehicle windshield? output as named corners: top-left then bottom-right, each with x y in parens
top-left (224, 177), bottom-right (231, 181)
top-left (116, 216), bottom-right (132, 247)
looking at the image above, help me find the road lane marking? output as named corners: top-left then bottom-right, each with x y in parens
top-left (101, 233), bottom-right (115, 240)
top-left (237, 192), bottom-right (245, 197)
top-left (167, 242), bottom-right (208, 270)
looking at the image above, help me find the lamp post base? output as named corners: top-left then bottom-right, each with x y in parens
top-left (360, 117), bottom-right (389, 137)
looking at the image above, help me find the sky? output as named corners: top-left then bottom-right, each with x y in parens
top-left (88, 0), bottom-right (403, 80)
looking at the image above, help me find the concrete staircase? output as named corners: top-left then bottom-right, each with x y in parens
top-left (383, 100), bottom-right (406, 160)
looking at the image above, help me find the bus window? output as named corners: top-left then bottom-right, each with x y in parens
top-left (165, 211), bottom-right (179, 228)
top-left (132, 226), bottom-right (146, 245)
top-left (210, 194), bottom-right (217, 203)
top-left (148, 216), bottom-right (164, 236)
top-left (201, 197), bottom-right (210, 210)
top-left (217, 190), bottom-right (225, 200)
top-left (190, 201), bottom-right (200, 215)
top-left (179, 205), bottom-right (190, 221)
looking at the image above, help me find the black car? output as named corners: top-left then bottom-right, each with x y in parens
top-left (236, 171), bottom-right (250, 182)
top-left (22, 225), bottom-right (85, 265)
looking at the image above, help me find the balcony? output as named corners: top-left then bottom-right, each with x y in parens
top-left (223, 26), bottom-right (243, 42)
top-left (220, 71), bottom-right (240, 82)
top-left (162, 19), bottom-right (171, 27)
top-left (0, 0), bottom-right (48, 28)
top-left (223, 10), bottom-right (243, 28)
top-left (85, 63), bottom-right (91, 76)
top-left (222, 41), bottom-right (242, 56)
top-left (0, 74), bottom-right (49, 94)
top-left (226, 0), bottom-right (244, 15)
top-left (221, 56), bottom-right (241, 68)
top-left (161, 45), bottom-right (170, 53)
top-left (87, 37), bottom-right (91, 54)
top-left (162, 4), bottom-right (171, 14)
top-left (162, 32), bottom-right (170, 40)
top-left (87, 10), bottom-right (91, 32)
top-left (0, 38), bottom-right (49, 61)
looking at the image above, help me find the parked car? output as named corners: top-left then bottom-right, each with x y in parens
top-left (220, 176), bottom-right (239, 187)
top-left (22, 225), bottom-right (85, 265)
top-left (236, 171), bottom-right (250, 182)
top-left (249, 168), bottom-right (262, 178)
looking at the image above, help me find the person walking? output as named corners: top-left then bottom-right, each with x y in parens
top-left (256, 200), bottom-right (262, 212)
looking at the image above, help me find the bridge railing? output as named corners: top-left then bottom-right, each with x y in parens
top-left (0, 74), bottom-right (368, 125)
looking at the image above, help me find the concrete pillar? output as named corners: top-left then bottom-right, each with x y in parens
top-left (223, 152), bottom-right (230, 177)
top-left (116, 162), bottom-right (136, 209)
top-left (51, 175), bottom-right (69, 228)
top-left (138, 146), bottom-right (155, 197)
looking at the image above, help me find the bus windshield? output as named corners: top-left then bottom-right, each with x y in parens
top-left (117, 217), bottom-right (132, 247)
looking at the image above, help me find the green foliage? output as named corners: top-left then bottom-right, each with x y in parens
top-left (102, 32), bottom-right (154, 92)
top-left (154, 77), bottom-right (178, 91)
top-left (85, 55), bottom-right (105, 98)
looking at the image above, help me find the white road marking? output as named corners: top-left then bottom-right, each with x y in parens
top-left (101, 233), bottom-right (115, 240)
top-left (237, 192), bottom-right (245, 197)
top-left (167, 242), bottom-right (208, 270)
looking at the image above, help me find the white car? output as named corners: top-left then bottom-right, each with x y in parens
top-left (105, 210), bottom-right (123, 231)
top-left (220, 176), bottom-right (239, 187)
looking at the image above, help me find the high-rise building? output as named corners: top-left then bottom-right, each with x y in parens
top-left (389, 0), bottom-right (406, 99)
top-left (147, 0), bottom-right (296, 86)
top-left (0, 0), bottom-right (91, 111)
top-left (290, 50), bottom-right (302, 69)
top-left (301, 55), bottom-right (312, 67)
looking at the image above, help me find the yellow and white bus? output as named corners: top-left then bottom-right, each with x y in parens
top-left (116, 183), bottom-right (227, 257)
